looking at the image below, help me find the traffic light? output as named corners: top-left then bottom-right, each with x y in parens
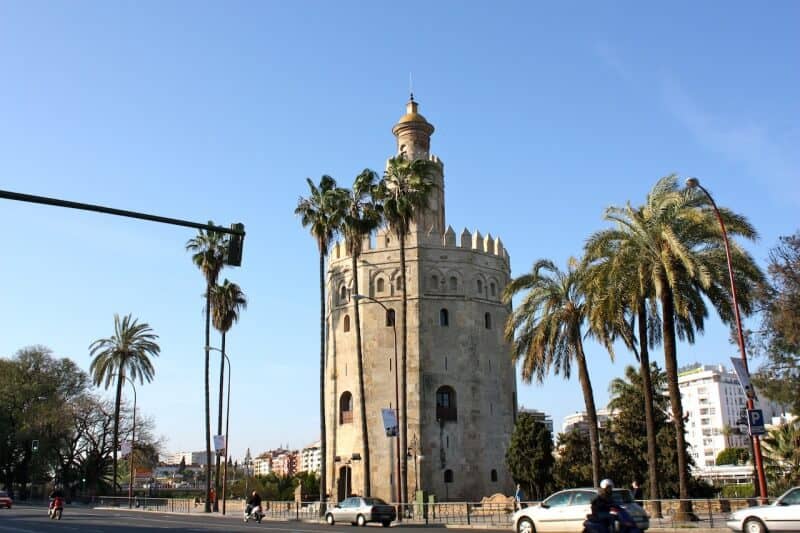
top-left (32, 440), bottom-right (39, 453)
top-left (226, 223), bottom-right (245, 267)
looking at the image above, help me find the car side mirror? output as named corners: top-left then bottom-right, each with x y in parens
top-left (540, 503), bottom-right (549, 509)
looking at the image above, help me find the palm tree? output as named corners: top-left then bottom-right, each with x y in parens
top-left (503, 258), bottom-right (602, 487)
top-left (186, 224), bottom-right (227, 513)
top-left (585, 214), bottom-right (663, 503)
top-left (598, 175), bottom-right (763, 504)
top-left (378, 153), bottom-right (436, 502)
top-left (295, 175), bottom-right (344, 506)
top-left (89, 313), bottom-right (160, 495)
top-left (761, 419), bottom-right (800, 490)
top-left (340, 169), bottom-right (383, 496)
top-left (210, 279), bottom-right (247, 509)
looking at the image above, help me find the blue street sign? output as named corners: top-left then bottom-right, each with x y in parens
top-left (747, 409), bottom-right (766, 436)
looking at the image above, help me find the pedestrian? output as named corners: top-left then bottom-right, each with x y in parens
top-left (631, 480), bottom-right (643, 502)
top-left (514, 483), bottom-right (524, 510)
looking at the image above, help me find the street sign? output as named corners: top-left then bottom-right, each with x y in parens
top-left (730, 357), bottom-right (757, 400)
top-left (381, 408), bottom-right (398, 437)
top-left (747, 409), bottom-right (766, 436)
top-left (213, 435), bottom-right (226, 453)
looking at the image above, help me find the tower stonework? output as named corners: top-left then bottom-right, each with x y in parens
top-left (326, 98), bottom-right (516, 503)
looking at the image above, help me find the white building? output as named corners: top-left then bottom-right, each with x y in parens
top-left (561, 408), bottom-right (613, 435)
top-left (519, 407), bottom-right (554, 435)
top-left (301, 441), bottom-right (321, 474)
top-left (163, 451), bottom-right (208, 466)
top-left (678, 363), bottom-right (784, 468)
top-left (253, 454), bottom-right (272, 477)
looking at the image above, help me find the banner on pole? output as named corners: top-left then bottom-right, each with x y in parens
top-left (213, 434), bottom-right (226, 453)
top-left (381, 408), bottom-right (398, 437)
top-left (730, 357), bottom-right (756, 400)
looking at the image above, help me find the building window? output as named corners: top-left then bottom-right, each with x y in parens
top-left (436, 385), bottom-right (457, 422)
top-left (431, 275), bottom-right (439, 289)
top-left (484, 312), bottom-right (492, 329)
top-left (343, 314), bottom-right (351, 332)
top-left (444, 469), bottom-right (454, 483)
top-left (490, 282), bottom-right (496, 297)
top-left (386, 309), bottom-right (395, 327)
top-left (339, 392), bottom-right (353, 424)
top-left (339, 286), bottom-right (347, 303)
top-left (477, 279), bottom-right (483, 294)
top-left (490, 469), bottom-right (498, 482)
top-left (449, 276), bottom-right (458, 291)
top-left (439, 308), bottom-right (449, 327)
top-left (377, 278), bottom-right (385, 293)
top-left (396, 276), bottom-right (404, 290)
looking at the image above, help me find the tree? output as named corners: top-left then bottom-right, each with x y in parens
top-left (760, 419), bottom-right (800, 493)
top-left (597, 176), bottom-right (763, 503)
top-left (186, 224), bottom-right (227, 512)
top-left (553, 430), bottom-right (593, 489)
top-left (378, 153), bottom-right (436, 502)
top-left (503, 258), bottom-right (603, 486)
top-left (753, 231), bottom-right (800, 414)
top-left (339, 169), bottom-right (383, 496)
top-left (210, 278), bottom-right (247, 507)
top-left (716, 447), bottom-right (750, 466)
top-left (295, 175), bottom-right (344, 505)
top-left (179, 456), bottom-right (186, 474)
top-left (89, 314), bottom-right (160, 495)
top-left (505, 414), bottom-right (554, 500)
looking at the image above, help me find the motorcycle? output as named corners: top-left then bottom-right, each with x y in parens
top-left (243, 504), bottom-right (264, 523)
top-left (48, 497), bottom-right (64, 520)
top-left (582, 504), bottom-right (642, 533)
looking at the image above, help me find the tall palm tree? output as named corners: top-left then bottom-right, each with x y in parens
top-left (210, 279), bottom-right (247, 509)
top-left (89, 313), bottom-right (160, 495)
top-left (186, 225), bottom-right (227, 513)
top-left (340, 169), bottom-right (383, 496)
top-left (585, 216), bottom-right (663, 503)
top-left (761, 419), bottom-right (800, 489)
top-left (503, 258), bottom-right (602, 487)
top-left (378, 153), bottom-right (436, 502)
top-left (295, 175), bottom-right (344, 505)
top-left (599, 176), bottom-right (763, 504)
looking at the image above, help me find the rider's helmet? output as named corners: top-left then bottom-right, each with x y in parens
top-left (600, 479), bottom-right (614, 490)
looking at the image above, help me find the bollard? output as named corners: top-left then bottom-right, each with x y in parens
top-left (466, 503), bottom-right (471, 525)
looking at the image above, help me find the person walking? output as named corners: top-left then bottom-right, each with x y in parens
top-left (514, 484), bottom-right (524, 511)
top-left (631, 480), bottom-right (643, 502)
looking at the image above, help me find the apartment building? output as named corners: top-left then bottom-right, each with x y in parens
top-left (301, 441), bottom-right (321, 474)
top-left (519, 407), bottom-right (554, 435)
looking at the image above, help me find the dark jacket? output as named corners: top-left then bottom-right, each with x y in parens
top-left (247, 493), bottom-right (262, 507)
top-left (590, 490), bottom-right (612, 518)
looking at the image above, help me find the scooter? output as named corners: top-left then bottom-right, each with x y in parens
top-left (582, 505), bottom-right (642, 533)
top-left (48, 497), bottom-right (64, 520)
top-left (243, 504), bottom-right (264, 523)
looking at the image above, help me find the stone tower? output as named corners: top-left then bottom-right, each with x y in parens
top-left (326, 97), bottom-right (517, 503)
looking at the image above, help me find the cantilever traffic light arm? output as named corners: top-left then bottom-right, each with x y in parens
top-left (0, 188), bottom-right (246, 266)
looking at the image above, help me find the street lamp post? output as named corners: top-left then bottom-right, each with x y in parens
top-left (353, 294), bottom-right (401, 517)
top-left (686, 177), bottom-right (769, 501)
top-left (207, 346), bottom-right (232, 515)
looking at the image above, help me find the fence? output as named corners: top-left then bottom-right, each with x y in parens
top-left (90, 496), bottom-right (771, 528)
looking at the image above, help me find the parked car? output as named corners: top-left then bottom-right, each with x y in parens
top-left (727, 486), bottom-right (800, 533)
top-left (325, 496), bottom-right (396, 527)
top-left (511, 488), bottom-right (649, 532)
top-left (0, 491), bottom-right (12, 509)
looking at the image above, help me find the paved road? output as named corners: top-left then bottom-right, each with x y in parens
top-left (0, 505), bottom-right (503, 532)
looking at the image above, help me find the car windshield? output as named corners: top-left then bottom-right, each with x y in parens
top-left (363, 498), bottom-right (387, 506)
top-left (612, 489), bottom-right (634, 504)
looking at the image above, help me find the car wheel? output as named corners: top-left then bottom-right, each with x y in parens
top-left (517, 517), bottom-right (535, 533)
top-left (326, 513), bottom-right (335, 525)
top-left (381, 520), bottom-right (390, 527)
top-left (356, 514), bottom-right (366, 527)
top-left (744, 518), bottom-right (766, 533)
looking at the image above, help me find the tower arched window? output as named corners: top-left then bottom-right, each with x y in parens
top-left (339, 392), bottom-right (353, 424)
top-left (439, 308), bottom-right (449, 327)
top-left (490, 469), bottom-right (498, 482)
top-left (477, 279), bottom-right (483, 294)
top-left (339, 286), bottom-right (348, 303)
top-left (444, 469), bottom-right (454, 483)
top-left (436, 385), bottom-right (457, 422)
top-left (343, 314), bottom-right (351, 333)
top-left (449, 276), bottom-right (458, 291)
top-left (396, 276), bottom-right (403, 290)
top-left (484, 312), bottom-right (492, 330)
top-left (490, 282), bottom-right (496, 297)
top-left (386, 309), bottom-right (395, 327)
top-left (430, 275), bottom-right (439, 290)
top-left (377, 278), bottom-right (385, 293)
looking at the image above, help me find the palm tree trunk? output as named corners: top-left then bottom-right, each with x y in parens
top-left (112, 372), bottom-right (124, 496)
top-left (638, 303), bottom-right (661, 516)
top-left (659, 285), bottom-right (691, 515)
top-left (351, 253), bottom-right (371, 496)
top-left (399, 231), bottom-right (408, 507)
top-left (214, 331), bottom-right (226, 511)
top-left (575, 337), bottom-right (600, 487)
top-left (319, 251), bottom-right (328, 510)
top-left (204, 283), bottom-right (212, 513)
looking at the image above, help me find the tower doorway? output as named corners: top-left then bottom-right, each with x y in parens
top-left (336, 466), bottom-right (352, 501)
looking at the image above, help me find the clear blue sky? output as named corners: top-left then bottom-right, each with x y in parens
top-left (1, 2), bottom-right (798, 461)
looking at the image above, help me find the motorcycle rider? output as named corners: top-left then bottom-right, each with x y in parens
top-left (245, 490), bottom-right (263, 522)
top-left (588, 479), bottom-right (615, 532)
top-left (48, 487), bottom-right (65, 508)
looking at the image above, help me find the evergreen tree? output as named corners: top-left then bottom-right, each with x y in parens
top-left (506, 414), bottom-right (554, 500)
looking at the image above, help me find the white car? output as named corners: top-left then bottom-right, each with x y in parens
top-left (511, 488), bottom-right (649, 533)
top-left (727, 486), bottom-right (800, 533)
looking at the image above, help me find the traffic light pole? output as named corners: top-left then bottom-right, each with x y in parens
top-left (0, 189), bottom-right (245, 265)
